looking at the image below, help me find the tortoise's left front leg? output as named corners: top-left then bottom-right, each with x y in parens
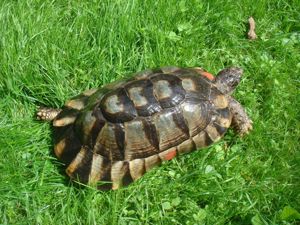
top-left (227, 97), bottom-right (253, 136)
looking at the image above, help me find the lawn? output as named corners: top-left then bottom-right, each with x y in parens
top-left (0, 0), bottom-right (299, 224)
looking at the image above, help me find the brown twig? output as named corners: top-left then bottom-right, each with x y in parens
top-left (247, 17), bottom-right (257, 40)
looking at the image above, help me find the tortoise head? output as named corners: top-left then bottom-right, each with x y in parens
top-left (215, 67), bottom-right (243, 94)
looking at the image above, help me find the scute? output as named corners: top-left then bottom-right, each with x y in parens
top-left (123, 118), bottom-right (158, 160)
top-left (100, 88), bottom-right (138, 123)
top-left (53, 66), bottom-right (232, 190)
top-left (125, 79), bottom-right (161, 117)
top-left (151, 74), bottom-right (186, 108)
top-left (93, 122), bottom-right (125, 161)
top-left (99, 72), bottom-right (188, 123)
top-left (152, 108), bottom-right (189, 151)
top-left (180, 101), bottom-right (211, 136)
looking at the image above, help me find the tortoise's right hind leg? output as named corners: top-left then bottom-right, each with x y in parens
top-left (36, 107), bottom-right (62, 121)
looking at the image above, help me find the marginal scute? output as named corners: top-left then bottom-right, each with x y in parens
top-left (111, 161), bottom-right (126, 190)
top-left (206, 124), bottom-right (221, 142)
top-left (134, 69), bottom-right (153, 80)
top-left (177, 139), bottom-right (195, 154)
top-left (53, 116), bottom-right (76, 127)
top-left (213, 122), bottom-right (228, 137)
top-left (160, 66), bottom-right (181, 74)
top-left (192, 131), bottom-right (210, 148)
top-left (192, 67), bottom-right (205, 73)
top-left (105, 80), bottom-right (127, 90)
top-left (129, 158), bottom-right (145, 180)
top-left (214, 113), bottom-right (231, 128)
top-left (145, 154), bottom-right (161, 171)
top-left (159, 147), bottom-right (177, 161)
top-left (89, 153), bottom-right (104, 184)
top-left (95, 158), bottom-right (112, 190)
top-left (215, 108), bottom-right (232, 128)
top-left (54, 138), bottom-right (66, 158)
top-left (76, 110), bottom-right (97, 143)
top-left (66, 147), bottom-right (87, 176)
top-left (53, 108), bottom-right (79, 127)
top-left (65, 91), bottom-right (94, 110)
top-left (66, 147), bottom-right (94, 184)
top-left (54, 124), bottom-right (82, 163)
top-left (83, 88), bottom-right (98, 96)
top-left (65, 99), bottom-right (85, 110)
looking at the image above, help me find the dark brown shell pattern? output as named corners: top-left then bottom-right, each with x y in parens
top-left (53, 66), bottom-right (232, 190)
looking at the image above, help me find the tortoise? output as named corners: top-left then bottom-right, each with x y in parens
top-left (37, 66), bottom-right (252, 190)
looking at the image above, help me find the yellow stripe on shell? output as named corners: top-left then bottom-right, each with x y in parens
top-left (153, 80), bottom-right (173, 100)
top-left (206, 124), bottom-right (221, 142)
top-left (54, 138), bottom-right (66, 158)
top-left (88, 153), bottom-right (104, 184)
top-left (66, 147), bottom-right (87, 176)
top-left (129, 158), bottom-right (145, 180)
top-left (111, 161), bottom-right (126, 190)
top-left (213, 95), bottom-right (228, 109)
top-left (160, 66), bottom-right (180, 74)
top-left (104, 95), bottom-right (124, 114)
top-left (127, 86), bottom-right (148, 107)
top-left (53, 116), bottom-right (76, 127)
top-left (65, 99), bottom-right (85, 110)
top-left (181, 78), bottom-right (197, 92)
top-left (82, 88), bottom-right (98, 96)
top-left (192, 131), bottom-right (207, 148)
top-left (145, 154), bottom-right (160, 171)
top-left (80, 111), bottom-right (97, 143)
top-left (153, 110), bottom-right (188, 151)
top-left (124, 120), bottom-right (157, 160)
top-left (214, 115), bottom-right (232, 128)
top-left (177, 139), bottom-right (195, 154)
top-left (180, 102), bottom-right (208, 136)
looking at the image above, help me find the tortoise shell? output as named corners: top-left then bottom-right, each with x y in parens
top-left (53, 66), bottom-right (232, 190)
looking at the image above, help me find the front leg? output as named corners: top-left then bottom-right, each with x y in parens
top-left (227, 96), bottom-right (253, 136)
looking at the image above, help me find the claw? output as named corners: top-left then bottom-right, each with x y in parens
top-left (238, 120), bottom-right (253, 137)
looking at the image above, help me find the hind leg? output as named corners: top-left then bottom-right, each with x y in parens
top-left (37, 107), bottom-right (62, 121)
top-left (37, 88), bottom-right (97, 122)
top-left (228, 97), bottom-right (253, 136)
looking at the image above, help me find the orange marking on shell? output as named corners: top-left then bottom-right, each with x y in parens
top-left (164, 150), bottom-right (177, 160)
top-left (200, 71), bottom-right (215, 81)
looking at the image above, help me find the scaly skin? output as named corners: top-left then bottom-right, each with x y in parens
top-left (36, 107), bottom-right (62, 121)
top-left (227, 97), bottom-right (253, 136)
top-left (214, 67), bottom-right (252, 136)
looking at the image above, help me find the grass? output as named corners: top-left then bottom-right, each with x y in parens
top-left (0, 0), bottom-right (299, 224)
